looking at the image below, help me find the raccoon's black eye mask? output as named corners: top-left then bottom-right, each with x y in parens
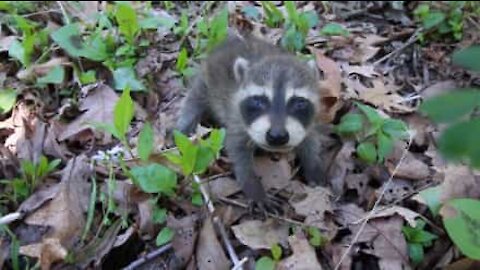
top-left (240, 95), bottom-right (270, 125)
top-left (287, 96), bottom-right (314, 126)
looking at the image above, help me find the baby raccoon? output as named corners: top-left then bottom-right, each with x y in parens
top-left (176, 34), bottom-right (325, 210)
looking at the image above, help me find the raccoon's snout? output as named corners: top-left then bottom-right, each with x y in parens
top-left (266, 128), bottom-right (289, 146)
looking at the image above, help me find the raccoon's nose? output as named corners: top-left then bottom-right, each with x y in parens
top-left (266, 129), bottom-right (289, 146)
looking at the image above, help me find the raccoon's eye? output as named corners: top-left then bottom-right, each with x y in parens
top-left (246, 96), bottom-right (269, 111)
top-left (289, 97), bottom-right (310, 112)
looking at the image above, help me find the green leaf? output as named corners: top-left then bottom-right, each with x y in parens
top-left (37, 66), bottom-right (65, 84)
top-left (139, 16), bottom-right (176, 30)
top-left (113, 67), bottom-right (146, 91)
top-left (382, 119), bottom-right (408, 139)
top-left (320, 23), bottom-right (350, 36)
top-left (418, 186), bottom-right (442, 216)
top-left (414, 4), bottom-right (430, 18)
top-left (173, 130), bottom-right (197, 175)
top-left (205, 128), bottom-right (226, 155)
top-left (131, 164), bottom-right (177, 194)
top-left (79, 70), bottom-right (96, 85)
top-left (207, 8), bottom-right (228, 51)
top-left (308, 226), bottom-right (326, 247)
top-left (408, 243), bottom-right (424, 265)
top-left (176, 47), bottom-right (188, 73)
top-left (115, 3), bottom-right (139, 44)
top-left (51, 24), bottom-right (83, 58)
top-left (438, 119), bottom-right (480, 167)
top-left (80, 33), bottom-right (109, 61)
top-left (452, 46), bottom-right (480, 72)
top-left (153, 207), bottom-right (167, 224)
top-left (356, 102), bottom-right (383, 127)
top-left (191, 192), bottom-right (203, 206)
top-left (138, 122), bottom-right (154, 161)
top-left (336, 113), bottom-right (363, 134)
top-left (255, 256), bottom-right (275, 270)
top-left (261, 1), bottom-right (284, 28)
top-left (0, 89), bottom-right (17, 114)
top-left (271, 244), bottom-right (282, 261)
top-left (114, 88), bottom-right (134, 139)
top-left (443, 199), bottom-right (480, 260)
top-left (8, 39), bottom-right (26, 66)
top-left (357, 142), bottom-right (377, 164)
top-left (377, 132), bottom-right (393, 163)
top-left (281, 26), bottom-right (305, 51)
top-left (193, 145), bottom-right (215, 175)
top-left (419, 89), bottom-right (480, 123)
top-left (301, 11), bottom-right (319, 29)
top-left (422, 12), bottom-right (446, 29)
top-left (285, 1), bottom-right (298, 22)
top-left (156, 227), bottom-right (174, 246)
top-left (47, 159), bottom-right (61, 174)
top-left (163, 150), bottom-right (183, 166)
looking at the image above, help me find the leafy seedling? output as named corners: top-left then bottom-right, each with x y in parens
top-left (402, 219), bottom-right (438, 265)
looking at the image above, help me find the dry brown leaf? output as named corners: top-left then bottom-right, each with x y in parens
top-left (365, 206), bottom-right (421, 227)
top-left (440, 164), bottom-right (480, 203)
top-left (277, 231), bottom-right (323, 270)
top-left (231, 219), bottom-right (290, 250)
top-left (341, 63), bottom-right (378, 78)
top-left (167, 214), bottom-right (199, 269)
top-left (17, 57), bottom-right (70, 81)
top-left (58, 84), bottom-right (118, 142)
top-left (25, 156), bottom-right (91, 249)
top-left (403, 114), bottom-right (434, 146)
top-left (289, 185), bottom-right (332, 219)
top-left (345, 173), bottom-right (373, 205)
top-left (196, 217), bottom-right (231, 270)
top-left (377, 178), bottom-right (414, 204)
top-left (328, 142), bottom-right (356, 195)
top-left (310, 48), bottom-right (343, 123)
top-left (344, 75), bottom-right (415, 113)
top-left (20, 238), bottom-right (68, 270)
top-left (0, 36), bottom-right (16, 52)
top-left (205, 176), bottom-right (241, 199)
top-left (19, 184), bottom-right (60, 214)
top-left (255, 155), bottom-right (292, 191)
top-left (386, 151), bottom-right (430, 180)
top-left (445, 258), bottom-right (480, 270)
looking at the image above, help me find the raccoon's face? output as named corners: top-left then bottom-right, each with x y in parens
top-left (233, 56), bottom-right (320, 152)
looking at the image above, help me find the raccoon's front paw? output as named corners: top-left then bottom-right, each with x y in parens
top-left (248, 197), bottom-right (283, 219)
top-left (304, 163), bottom-right (326, 187)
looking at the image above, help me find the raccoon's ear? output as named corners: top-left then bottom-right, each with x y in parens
top-left (233, 57), bottom-right (249, 82)
top-left (307, 59), bottom-right (320, 80)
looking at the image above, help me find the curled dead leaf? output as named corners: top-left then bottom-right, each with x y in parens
top-left (277, 231), bottom-right (322, 270)
top-left (20, 238), bottom-right (68, 270)
top-left (231, 219), bottom-right (289, 250)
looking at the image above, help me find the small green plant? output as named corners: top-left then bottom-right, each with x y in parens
top-left (0, 89), bottom-right (17, 114)
top-left (261, 1), bottom-right (284, 28)
top-left (319, 22), bottom-right (350, 37)
top-left (414, 2), bottom-right (465, 41)
top-left (176, 47), bottom-right (196, 78)
top-left (281, 1), bottom-right (318, 52)
top-left (173, 11), bottom-right (189, 37)
top-left (8, 15), bottom-right (48, 68)
top-left (0, 225), bottom-right (21, 270)
top-left (402, 219), bottom-right (438, 265)
top-left (335, 102), bottom-right (409, 164)
top-left (255, 243), bottom-right (282, 270)
top-left (0, 155), bottom-right (61, 203)
top-left (307, 226), bottom-right (327, 247)
top-left (195, 7), bottom-right (229, 57)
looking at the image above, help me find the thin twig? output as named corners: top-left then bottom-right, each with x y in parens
top-left (56, 1), bottom-right (71, 25)
top-left (22, 9), bottom-right (62, 18)
top-left (0, 212), bottom-right (23, 225)
top-left (373, 29), bottom-right (422, 67)
top-left (334, 133), bottom-right (413, 270)
top-left (122, 243), bottom-right (172, 270)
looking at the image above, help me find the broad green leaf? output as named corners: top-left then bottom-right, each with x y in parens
top-left (163, 150), bottom-right (183, 166)
top-left (382, 119), bottom-right (408, 139)
top-left (377, 132), bottom-right (393, 163)
top-left (285, 1), bottom-right (298, 22)
top-left (47, 159), bottom-right (61, 174)
top-left (12, 178), bottom-right (29, 199)
top-left (193, 146), bottom-right (215, 175)
top-left (320, 23), bottom-right (349, 36)
top-left (422, 12), bottom-right (446, 29)
top-left (357, 142), bottom-right (377, 164)
top-left (79, 70), bottom-right (96, 84)
top-left (156, 227), bottom-right (174, 246)
top-left (207, 8), bottom-right (228, 51)
top-left (138, 122), bottom-right (154, 161)
top-left (356, 102), bottom-right (383, 127)
top-left (51, 24), bottom-right (83, 58)
top-left (308, 226), bottom-right (325, 247)
top-left (336, 113), bottom-right (363, 134)
top-left (261, 1), bottom-right (284, 28)
top-left (0, 89), bottom-right (17, 114)
top-left (442, 198), bottom-right (480, 260)
top-left (412, 230), bottom-right (438, 245)
top-left (414, 4), bottom-right (430, 18)
top-left (419, 89), bottom-right (480, 123)
top-left (176, 47), bottom-right (188, 72)
top-left (242, 5), bottom-right (261, 20)
top-left (281, 26), bottom-right (304, 51)
top-left (301, 11), bottom-right (319, 29)
top-left (408, 243), bottom-right (424, 265)
top-left (191, 193), bottom-right (203, 206)
top-left (81, 33), bottom-right (109, 61)
top-left (153, 207), bottom-right (167, 224)
top-left (452, 46), bottom-right (480, 72)
top-left (114, 88), bottom-right (134, 138)
top-left (8, 40), bottom-right (26, 66)
top-left (205, 128), bottom-right (226, 155)
top-left (417, 186), bottom-right (442, 216)
top-left (173, 130), bottom-right (197, 175)
top-left (113, 67), bottom-right (146, 91)
top-left (255, 256), bottom-right (275, 270)
top-left (271, 244), bottom-right (282, 261)
top-left (139, 16), bottom-right (176, 30)
top-left (131, 164), bottom-right (177, 194)
top-left (438, 119), bottom-right (480, 167)
top-left (115, 3), bottom-right (139, 44)
top-left (37, 66), bottom-right (65, 84)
